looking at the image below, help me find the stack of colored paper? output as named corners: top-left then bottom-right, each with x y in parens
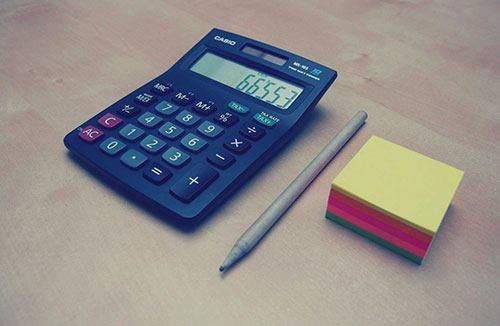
top-left (326, 136), bottom-right (464, 264)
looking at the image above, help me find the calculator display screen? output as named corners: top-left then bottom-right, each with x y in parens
top-left (190, 52), bottom-right (303, 110)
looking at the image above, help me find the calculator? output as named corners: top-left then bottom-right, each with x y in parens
top-left (64, 29), bottom-right (337, 224)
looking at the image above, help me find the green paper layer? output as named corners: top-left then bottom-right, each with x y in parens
top-left (326, 211), bottom-right (423, 264)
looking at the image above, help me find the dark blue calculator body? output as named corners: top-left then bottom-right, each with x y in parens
top-left (64, 29), bottom-right (337, 224)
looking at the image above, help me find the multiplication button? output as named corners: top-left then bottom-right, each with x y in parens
top-left (224, 136), bottom-right (251, 154)
top-left (170, 163), bottom-right (219, 202)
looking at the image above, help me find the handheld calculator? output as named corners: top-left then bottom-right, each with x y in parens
top-left (64, 29), bottom-right (337, 224)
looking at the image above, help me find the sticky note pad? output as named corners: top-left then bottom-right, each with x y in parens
top-left (326, 136), bottom-right (464, 263)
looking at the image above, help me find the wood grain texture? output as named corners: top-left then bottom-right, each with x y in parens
top-left (0, 0), bottom-right (499, 325)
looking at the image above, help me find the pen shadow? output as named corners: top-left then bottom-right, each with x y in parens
top-left (65, 104), bottom-right (332, 235)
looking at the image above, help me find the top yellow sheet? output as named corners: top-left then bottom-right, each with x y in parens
top-left (332, 136), bottom-right (464, 235)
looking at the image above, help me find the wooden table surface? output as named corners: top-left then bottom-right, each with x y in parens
top-left (1, 1), bottom-right (499, 325)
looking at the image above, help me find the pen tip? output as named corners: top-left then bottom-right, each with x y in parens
top-left (219, 265), bottom-right (225, 272)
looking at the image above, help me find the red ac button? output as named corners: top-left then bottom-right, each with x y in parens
top-left (79, 125), bottom-right (104, 142)
top-left (98, 113), bottom-right (123, 129)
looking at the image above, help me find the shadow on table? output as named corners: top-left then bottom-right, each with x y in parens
top-left (65, 104), bottom-right (333, 234)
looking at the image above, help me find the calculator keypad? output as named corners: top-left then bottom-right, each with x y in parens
top-left (75, 80), bottom-right (273, 205)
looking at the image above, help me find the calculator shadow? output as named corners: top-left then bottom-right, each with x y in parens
top-left (66, 105), bottom-right (330, 233)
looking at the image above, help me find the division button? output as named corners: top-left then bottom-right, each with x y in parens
top-left (143, 162), bottom-right (172, 185)
top-left (239, 123), bottom-right (266, 141)
top-left (170, 163), bottom-right (219, 202)
top-left (207, 149), bottom-right (235, 169)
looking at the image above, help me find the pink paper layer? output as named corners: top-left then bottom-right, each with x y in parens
top-left (329, 189), bottom-right (433, 243)
top-left (327, 201), bottom-right (427, 257)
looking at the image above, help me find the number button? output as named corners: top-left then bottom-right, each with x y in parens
top-left (180, 133), bottom-right (208, 152)
top-left (99, 137), bottom-right (126, 156)
top-left (224, 136), bottom-right (251, 154)
top-left (134, 92), bottom-right (157, 106)
top-left (120, 149), bottom-right (148, 169)
top-left (78, 125), bottom-right (104, 143)
top-left (140, 135), bottom-right (166, 153)
top-left (175, 110), bottom-right (200, 127)
top-left (117, 104), bottom-right (141, 117)
top-left (207, 149), bottom-right (235, 169)
top-left (158, 122), bottom-right (184, 140)
top-left (119, 123), bottom-right (145, 141)
top-left (137, 112), bottom-right (162, 128)
top-left (97, 113), bottom-right (122, 129)
top-left (150, 82), bottom-right (173, 96)
top-left (154, 100), bottom-right (179, 116)
top-left (172, 91), bottom-right (195, 106)
top-left (197, 121), bottom-right (223, 138)
top-left (169, 163), bottom-right (219, 202)
top-left (192, 100), bottom-right (216, 115)
top-left (162, 147), bottom-right (190, 167)
top-left (239, 123), bottom-right (266, 141)
top-left (214, 111), bottom-right (239, 127)
top-left (143, 162), bottom-right (172, 185)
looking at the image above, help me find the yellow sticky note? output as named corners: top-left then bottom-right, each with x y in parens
top-left (332, 136), bottom-right (464, 235)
